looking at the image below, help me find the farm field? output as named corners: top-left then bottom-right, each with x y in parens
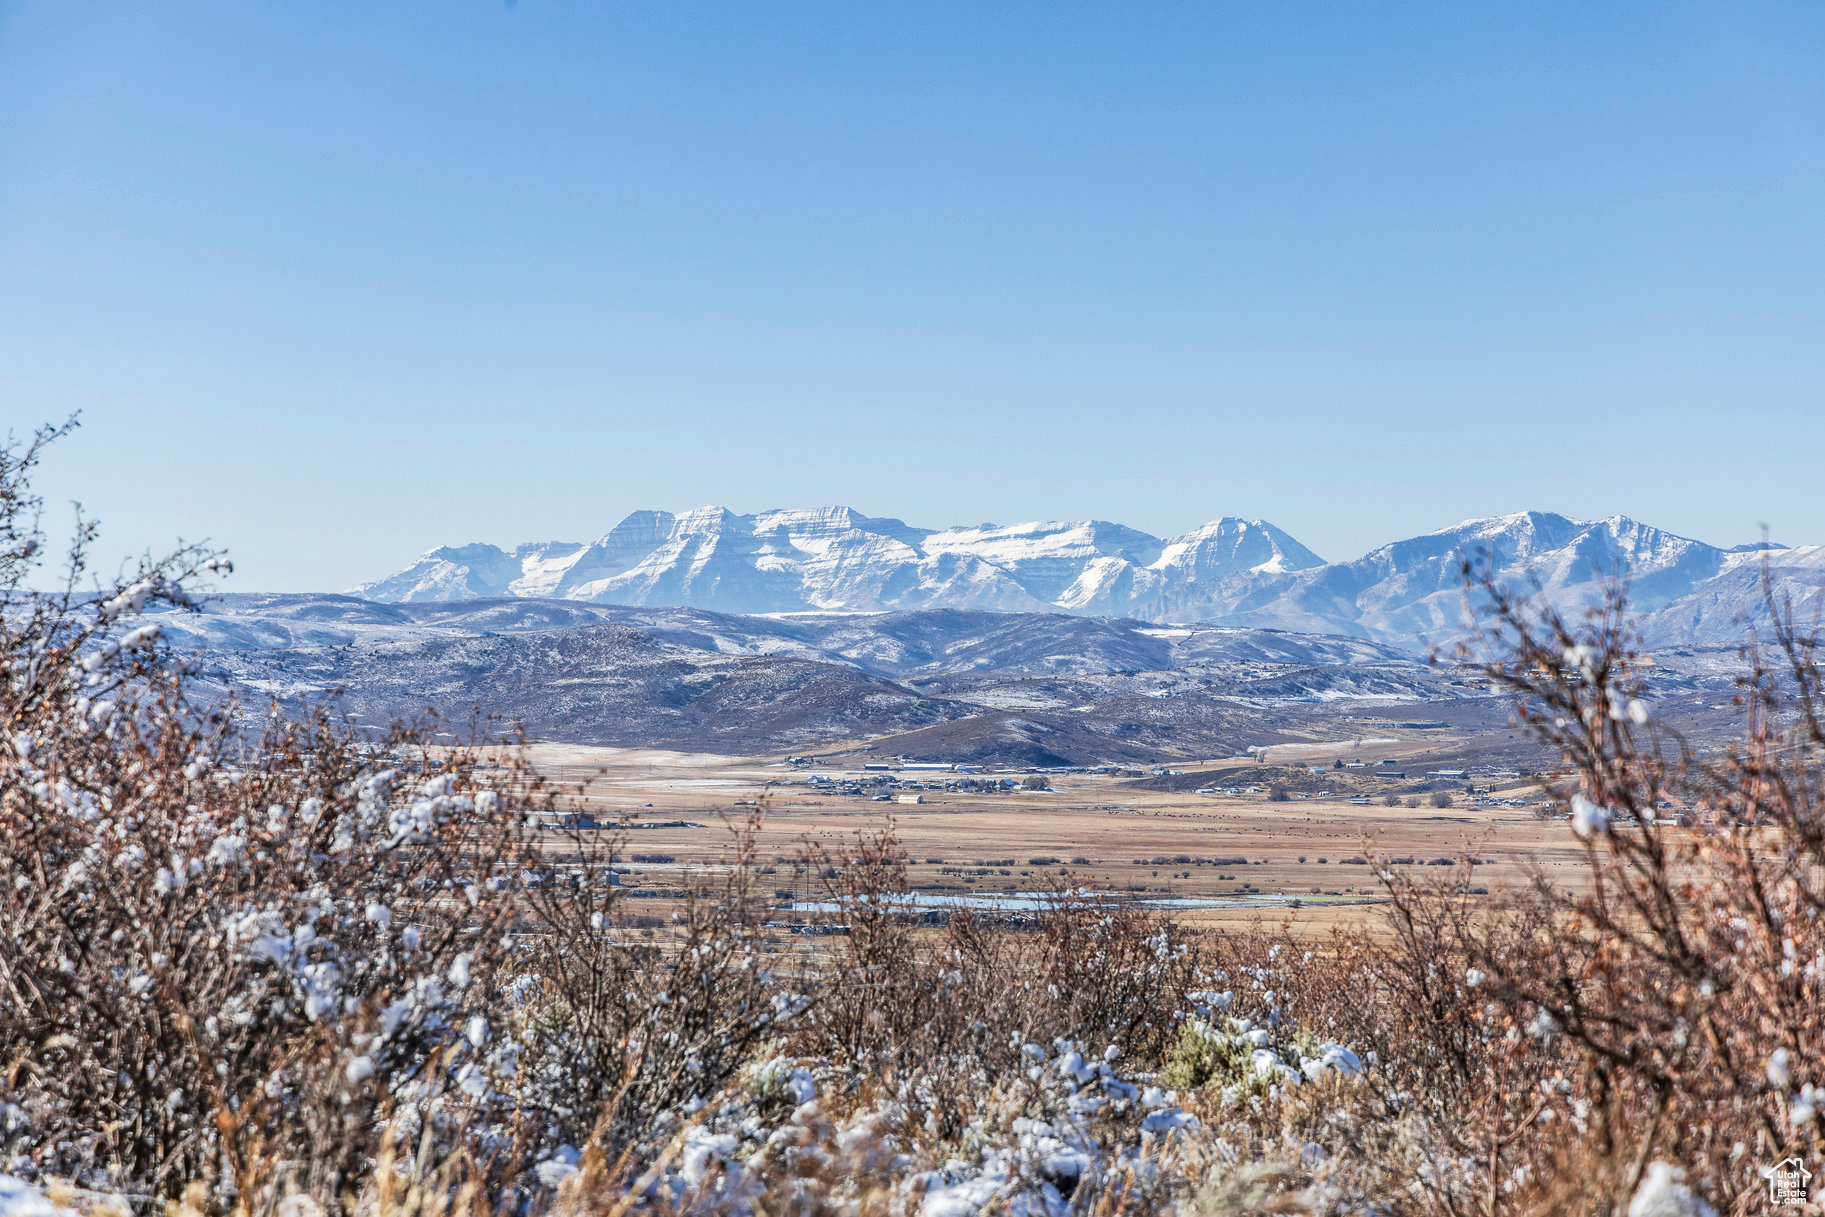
top-left (517, 742), bottom-right (1600, 934)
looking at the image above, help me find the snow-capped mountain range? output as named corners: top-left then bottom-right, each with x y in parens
top-left (354, 508), bottom-right (1822, 649)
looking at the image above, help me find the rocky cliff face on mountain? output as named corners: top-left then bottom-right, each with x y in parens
top-left (355, 508), bottom-right (1820, 649)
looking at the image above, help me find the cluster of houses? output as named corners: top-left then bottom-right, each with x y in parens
top-left (799, 770), bottom-right (1050, 802)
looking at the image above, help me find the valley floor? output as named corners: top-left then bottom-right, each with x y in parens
top-left (519, 741), bottom-right (1598, 934)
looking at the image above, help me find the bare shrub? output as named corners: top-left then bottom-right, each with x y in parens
top-left (510, 813), bottom-right (788, 1161)
top-left (1349, 561), bottom-right (1825, 1213)
top-left (790, 825), bottom-right (1203, 1140)
top-left (0, 422), bottom-right (541, 1207)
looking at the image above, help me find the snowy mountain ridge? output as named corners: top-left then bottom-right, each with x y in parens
top-left (353, 508), bottom-right (1819, 649)
top-left (356, 509), bottom-right (1323, 615)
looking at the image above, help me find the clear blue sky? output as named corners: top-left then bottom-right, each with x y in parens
top-left (2, 3), bottom-right (1821, 591)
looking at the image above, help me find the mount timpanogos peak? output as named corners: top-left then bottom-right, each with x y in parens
top-left (353, 508), bottom-right (1825, 648)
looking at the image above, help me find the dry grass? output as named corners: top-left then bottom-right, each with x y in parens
top-left (518, 745), bottom-right (1597, 940)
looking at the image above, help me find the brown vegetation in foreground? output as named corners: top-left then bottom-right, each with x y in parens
top-left (2, 421), bottom-right (1821, 1216)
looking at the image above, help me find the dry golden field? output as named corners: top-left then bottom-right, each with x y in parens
top-left (519, 741), bottom-right (1603, 935)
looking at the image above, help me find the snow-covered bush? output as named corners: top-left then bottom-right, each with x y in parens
top-left (789, 827), bottom-right (1209, 1145)
top-left (497, 811), bottom-right (791, 1163)
top-left (0, 423), bottom-right (544, 1207)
